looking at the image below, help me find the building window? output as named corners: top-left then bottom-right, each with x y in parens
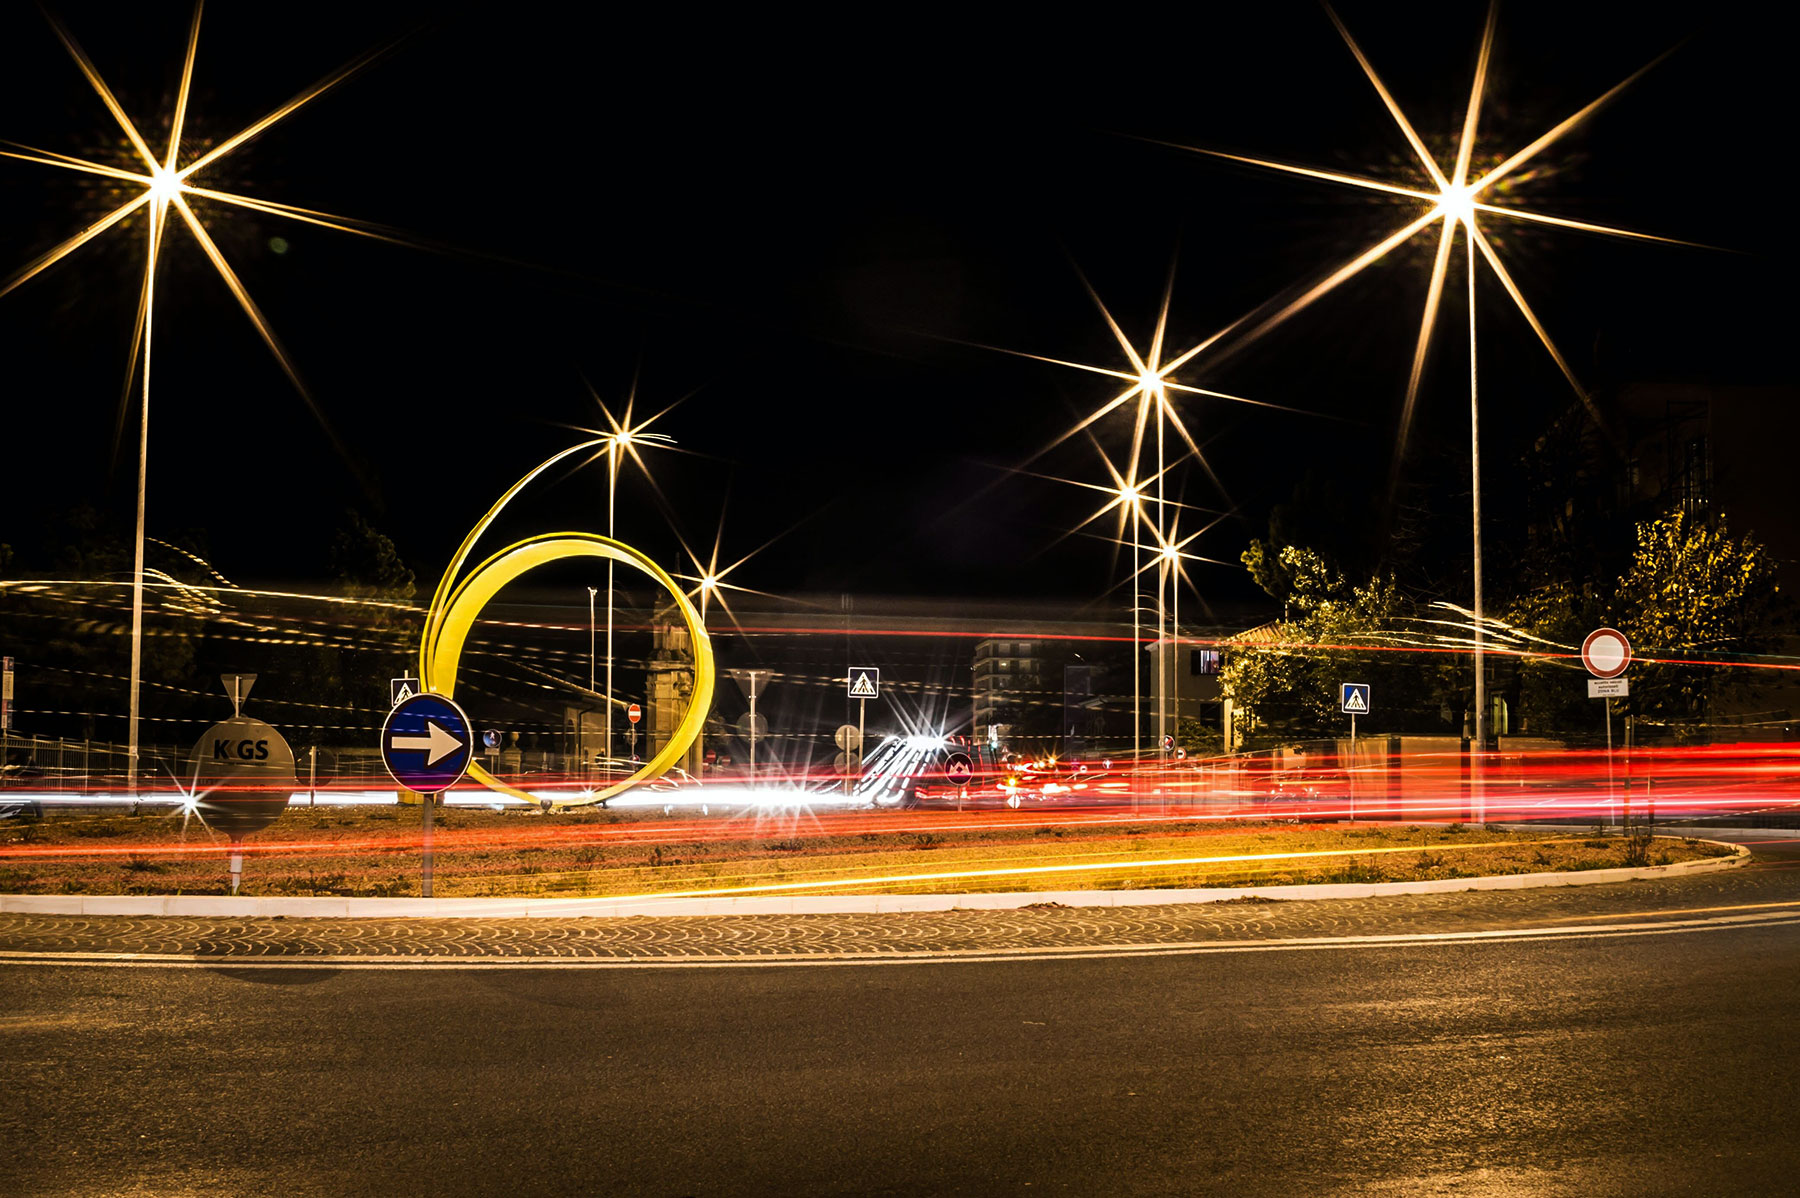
top-left (1680, 436), bottom-right (1710, 513)
top-left (1190, 649), bottom-right (1220, 676)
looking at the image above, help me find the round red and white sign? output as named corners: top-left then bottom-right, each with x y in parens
top-left (627, 703), bottom-right (642, 724)
top-left (1580, 628), bottom-right (1632, 679)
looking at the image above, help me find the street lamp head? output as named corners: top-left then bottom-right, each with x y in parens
top-left (587, 586), bottom-right (597, 598)
top-left (700, 574), bottom-right (719, 592)
top-left (1137, 369), bottom-right (1166, 400)
top-left (148, 167), bottom-right (182, 203)
top-left (612, 430), bottom-right (634, 449)
top-left (1437, 183), bottom-right (1476, 225)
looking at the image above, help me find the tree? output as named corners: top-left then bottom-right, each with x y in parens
top-left (1505, 511), bottom-right (1779, 741)
top-left (296, 511), bottom-right (419, 722)
top-left (1221, 546), bottom-right (1461, 749)
top-left (1615, 511), bottom-right (1778, 734)
top-left (1502, 575), bottom-right (1607, 738)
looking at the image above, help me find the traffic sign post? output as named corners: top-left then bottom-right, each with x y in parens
top-left (390, 674), bottom-right (420, 708)
top-left (1581, 628), bottom-right (1632, 679)
top-left (1582, 628), bottom-right (1633, 830)
top-left (381, 692), bottom-right (472, 899)
top-left (1340, 682), bottom-right (1370, 740)
top-left (945, 749), bottom-right (974, 808)
top-left (728, 670), bottom-right (770, 786)
top-left (834, 724), bottom-right (862, 795)
top-left (1340, 683), bottom-right (1371, 823)
top-left (848, 669), bottom-right (878, 786)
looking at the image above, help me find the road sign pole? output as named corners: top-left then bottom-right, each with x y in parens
top-left (421, 793), bottom-right (434, 898)
top-left (1349, 711), bottom-right (1356, 825)
top-left (858, 697), bottom-right (866, 784)
top-left (308, 745), bottom-right (317, 808)
top-left (228, 835), bottom-right (242, 896)
top-left (1605, 696), bottom-right (1615, 830)
top-left (748, 688), bottom-right (757, 786)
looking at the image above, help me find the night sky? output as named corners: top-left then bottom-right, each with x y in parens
top-left (2, 0), bottom-right (1789, 616)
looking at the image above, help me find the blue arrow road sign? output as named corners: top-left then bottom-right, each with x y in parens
top-left (1340, 682), bottom-right (1371, 715)
top-left (381, 692), bottom-right (472, 794)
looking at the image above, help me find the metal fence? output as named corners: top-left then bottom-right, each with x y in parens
top-left (0, 732), bottom-right (189, 792)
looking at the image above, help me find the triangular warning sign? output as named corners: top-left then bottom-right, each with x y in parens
top-left (1343, 687), bottom-right (1367, 713)
top-left (850, 672), bottom-right (877, 698)
top-left (396, 682), bottom-right (415, 702)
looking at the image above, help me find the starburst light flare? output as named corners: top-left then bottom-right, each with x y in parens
top-left (570, 380), bottom-right (692, 764)
top-left (1165, 1), bottom-right (1698, 469)
top-left (675, 514), bottom-right (791, 635)
top-left (1166, 0), bottom-right (1700, 778)
top-left (2, 2), bottom-right (409, 789)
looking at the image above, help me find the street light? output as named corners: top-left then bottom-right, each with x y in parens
top-left (1161, 540), bottom-right (1182, 752)
top-left (583, 404), bottom-right (676, 772)
top-left (1170, 7), bottom-right (1693, 817)
top-left (1, 10), bottom-right (395, 791)
top-left (1119, 483), bottom-right (1145, 769)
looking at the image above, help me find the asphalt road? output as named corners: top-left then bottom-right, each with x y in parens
top-left (5, 908), bottom-right (1799, 1196)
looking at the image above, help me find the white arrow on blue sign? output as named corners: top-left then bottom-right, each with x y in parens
top-left (1340, 683), bottom-right (1371, 715)
top-left (381, 692), bottom-right (473, 794)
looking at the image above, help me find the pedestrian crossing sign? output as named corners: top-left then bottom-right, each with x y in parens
top-left (848, 668), bottom-right (879, 699)
top-left (1340, 682), bottom-right (1370, 714)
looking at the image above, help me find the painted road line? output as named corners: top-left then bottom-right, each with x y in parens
top-left (2, 910), bottom-right (1797, 970)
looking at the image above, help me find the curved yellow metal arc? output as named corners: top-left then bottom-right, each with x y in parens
top-left (418, 438), bottom-right (609, 684)
top-left (421, 533), bottom-right (713, 808)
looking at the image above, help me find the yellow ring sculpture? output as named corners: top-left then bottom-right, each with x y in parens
top-left (416, 442), bottom-right (715, 808)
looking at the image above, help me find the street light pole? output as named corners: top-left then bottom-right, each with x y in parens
top-left (1171, 550), bottom-right (1180, 750)
top-left (1132, 533), bottom-right (1141, 772)
top-left (1155, 401), bottom-right (1168, 763)
top-left (587, 585), bottom-right (597, 776)
top-left (606, 439), bottom-right (619, 770)
top-left (125, 197), bottom-right (165, 797)
top-left (1467, 224), bottom-right (1487, 824)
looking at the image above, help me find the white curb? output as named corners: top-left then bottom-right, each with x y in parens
top-left (0, 838), bottom-right (1749, 919)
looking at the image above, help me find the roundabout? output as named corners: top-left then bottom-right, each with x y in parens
top-left (6, 844), bottom-right (1800, 1197)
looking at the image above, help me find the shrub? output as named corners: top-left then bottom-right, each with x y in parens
top-left (1324, 863), bottom-right (1386, 884)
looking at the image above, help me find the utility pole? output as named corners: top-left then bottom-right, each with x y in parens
top-left (1467, 226), bottom-right (1487, 826)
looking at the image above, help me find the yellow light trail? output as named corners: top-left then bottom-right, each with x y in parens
top-left (558, 836), bottom-right (1582, 904)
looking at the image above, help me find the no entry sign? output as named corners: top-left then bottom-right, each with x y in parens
top-left (1581, 628), bottom-right (1632, 679)
top-left (627, 703), bottom-right (642, 725)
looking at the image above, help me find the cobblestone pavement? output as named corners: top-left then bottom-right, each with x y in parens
top-left (3, 855), bottom-right (1796, 961)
